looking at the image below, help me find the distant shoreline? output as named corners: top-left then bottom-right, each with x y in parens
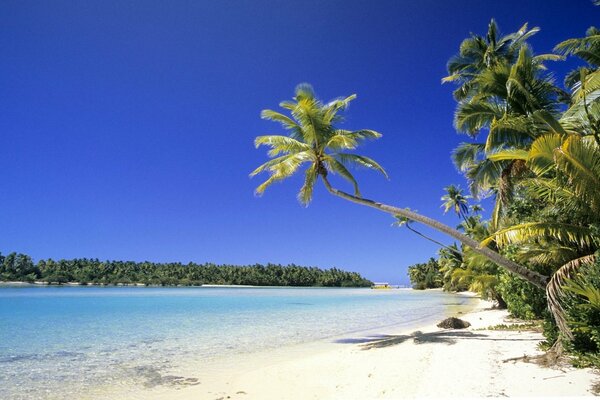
top-left (0, 281), bottom-right (409, 289)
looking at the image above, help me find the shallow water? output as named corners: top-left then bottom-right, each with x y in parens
top-left (0, 286), bottom-right (476, 399)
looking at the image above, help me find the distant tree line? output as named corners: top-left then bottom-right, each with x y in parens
top-left (407, 258), bottom-right (442, 290)
top-left (0, 251), bottom-right (372, 287)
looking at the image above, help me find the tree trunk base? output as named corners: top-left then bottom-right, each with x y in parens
top-left (502, 340), bottom-right (566, 367)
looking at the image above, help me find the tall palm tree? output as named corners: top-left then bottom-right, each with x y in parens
top-left (441, 184), bottom-right (471, 220)
top-left (251, 84), bottom-right (549, 289)
top-left (443, 19), bottom-right (542, 101)
top-left (447, 22), bottom-right (565, 227)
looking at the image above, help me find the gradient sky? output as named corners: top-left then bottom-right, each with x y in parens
top-left (1, 1), bottom-right (598, 284)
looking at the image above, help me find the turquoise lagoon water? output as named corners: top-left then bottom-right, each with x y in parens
top-left (0, 286), bottom-right (476, 399)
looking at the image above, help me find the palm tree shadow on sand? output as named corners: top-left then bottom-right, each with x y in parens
top-left (335, 330), bottom-right (538, 350)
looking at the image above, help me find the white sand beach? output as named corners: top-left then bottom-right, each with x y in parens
top-left (126, 295), bottom-right (599, 400)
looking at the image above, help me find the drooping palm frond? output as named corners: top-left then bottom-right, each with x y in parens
top-left (454, 100), bottom-right (504, 136)
top-left (326, 129), bottom-right (382, 150)
top-left (572, 68), bottom-right (600, 102)
top-left (298, 164), bottom-right (318, 205)
top-left (526, 133), bottom-right (565, 176)
top-left (485, 115), bottom-right (535, 152)
top-left (323, 155), bottom-right (360, 196)
top-left (554, 26), bottom-right (600, 67)
top-left (252, 152), bottom-right (314, 196)
top-left (554, 136), bottom-right (600, 213)
top-left (250, 152), bottom-right (313, 178)
top-left (546, 254), bottom-right (597, 340)
top-left (254, 135), bottom-right (311, 157)
top-left (482, 222), bottom-right (598, 248)
top-left (452, 142), bottom-right (485, 172)
top-left (335, 153), bottom-right (388, 178)
top-left (464, 158), bottom-right (508, 198)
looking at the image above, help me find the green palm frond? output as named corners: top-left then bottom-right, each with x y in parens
top-left (572, 69), bottom-right (600, 101)
top-left (323, 95), bottom-right (357, 124)
top-left (335, 153), bottom-right (388, 178)
top-left (527, 133), bottom-right (565, 176)
top-left (298, 164), bottom-right (318, 206)
top-left (253, 152), bottom-right (313, 195)
top-left (452, 142), bottom-right (485, 172)
top-left (254, 135), bottom-right (311, 157)
top-left (323, 155), bottom-right (360, 196)
top-left (250, 152), bottom-right (312, 177)
top-left (482, 222), bottom-right (598, 248)
top-left (260, 110), bottom-right (300, 131)
top-left (326, 133), bottom-right (358, 150)
top-left (486, 149), bottom-right (529, 161)
top-left (465, 158), bottom-right (507, 198)
top-left (531, 110), bottom-right (568, 135)
top-left (485, 115), bottom-right (534, 152)
top-left (554, 136), bottom-right (600, 212)
top-left (522, 177), bottom-right (576, 207)
top-left (454, 100), bottom-right (503, 136)
top-left (564, 274), bottom-right (600, 308)
top-left (546, 254), bottom-right (597, 339)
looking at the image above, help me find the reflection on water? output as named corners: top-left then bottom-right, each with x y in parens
top-left (0, 286), bottom-right (476, 399)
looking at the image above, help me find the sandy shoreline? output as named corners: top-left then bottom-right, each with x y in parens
top-left (100, 295), bottom-right (598, 400)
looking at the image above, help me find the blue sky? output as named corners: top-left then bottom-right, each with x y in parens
top-left (1, 1), bottom-right (598, 284)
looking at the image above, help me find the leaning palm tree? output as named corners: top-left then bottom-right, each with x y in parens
top-left (251, 84), bottom-right (548, 289)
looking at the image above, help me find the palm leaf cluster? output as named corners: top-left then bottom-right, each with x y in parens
top-left (443, 19), bottom-right (600, 343)
top-left (251, 84), bottom-right (387, 205)
top-left (445, 20), bottom-right (566, 204)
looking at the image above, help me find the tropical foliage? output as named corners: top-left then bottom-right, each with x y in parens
top-left (0, 251), bottom-right (372, 287)
top-left (441, 18), bottom-right (600, 364)
top-left (407, 258), bottom-right (442, 290)
top-left (252, 18), bottom-right (600, 367)
top-left (253, 84), bottom-right (549, 289)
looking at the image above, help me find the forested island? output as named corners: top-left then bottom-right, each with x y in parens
top-left (0, 251), bottom-right (372, 287)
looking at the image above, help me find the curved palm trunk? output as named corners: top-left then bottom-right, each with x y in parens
top-left (405, 224), bottom-right (463, 256)
top-left (320, 176), bottom-right (549, 289)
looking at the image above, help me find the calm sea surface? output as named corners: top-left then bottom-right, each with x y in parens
top-left (0, 286), bottom-right (476, 399)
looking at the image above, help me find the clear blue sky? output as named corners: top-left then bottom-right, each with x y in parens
top-left (1, 1), bottom-right (597, 284)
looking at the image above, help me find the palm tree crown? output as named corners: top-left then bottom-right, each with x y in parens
top-left (441, 184), bottom-right (471, 220)
top-left (251, 84), bottom-right (387, 205)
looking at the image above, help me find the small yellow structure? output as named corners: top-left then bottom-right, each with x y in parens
top-left (371, 282), bottom-right (391, 289)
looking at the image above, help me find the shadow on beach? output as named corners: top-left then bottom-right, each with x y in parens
top-left (335, 330), bottom-right (539, 350)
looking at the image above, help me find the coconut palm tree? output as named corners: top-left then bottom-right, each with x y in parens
top-left (441, 184), bottom-right (471, 220)
top-left (447, 23), bottom-right (566, 228)
top-left (443, 19), bottom-right (542, 101)
top-left (251, 84), bottom-right (549, 289)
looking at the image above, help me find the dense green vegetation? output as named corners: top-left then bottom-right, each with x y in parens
top-left (0, 251), bottom-right (372, 287)
top-left (406, 18), bottom-right (600, 367)
top-left (251, 15), bottom-right (600, 368)
top-left (407, 258), bottom-right (442, 290)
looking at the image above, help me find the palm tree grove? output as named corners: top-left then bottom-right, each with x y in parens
top-left (252, 20), bottom-right (600, 369)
